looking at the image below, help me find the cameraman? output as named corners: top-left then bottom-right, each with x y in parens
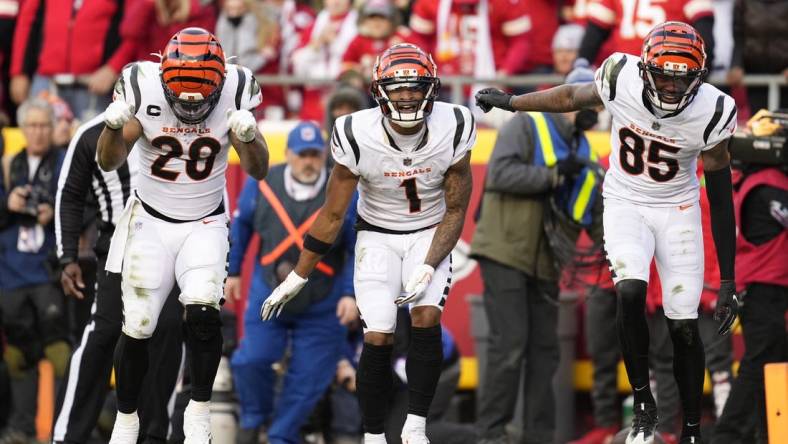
top-left (713, 159), bottom-right (788, 443)
top-left (471, 73), bottom-right (603, 444)
top-left (0, 97), bottom-right (69, 442)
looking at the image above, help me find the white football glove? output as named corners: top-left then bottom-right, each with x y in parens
top-left (395, 264), bottom-right (434, 306)
top-left (104, 101), bottom-right (135, 130)
top-left (227, 109), bottom-right (257, 143)
top-left (260, 271), bottom-right (308, 321)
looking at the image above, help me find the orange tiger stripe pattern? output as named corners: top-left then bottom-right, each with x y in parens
top-left (641, 21), bottom-right (706, 73)
top-left (160, 27), bottom-right (226, 102)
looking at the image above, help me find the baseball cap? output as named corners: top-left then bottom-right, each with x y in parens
top-left (361, 0), bottom-right (395, 18)
top-left (287, 121), bottom-right (325, 154)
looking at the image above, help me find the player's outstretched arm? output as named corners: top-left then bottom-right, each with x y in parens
top-left (701, 139), bottom-right (739, 335)
top-left (97, 104), bottom-right (141, 172)
top-left (260, 163), bottom-right (359, 321)
top-left (228, 109), bottom-right (269, 180)
top-left (475, 83), bottom-right (603, 114)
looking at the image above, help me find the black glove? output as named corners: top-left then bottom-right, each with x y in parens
top-left (556, 154), bottom-right (584, 178)
top-left (714, 280), bottom-right (739, 336)
top-left (475, 88), bottom-right (514, 113)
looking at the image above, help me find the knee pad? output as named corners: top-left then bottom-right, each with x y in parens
top-left (666, 318), bottom-right (701, 348)
top-left (185, 304), bottom-right (222, 342)
top-left (44, 340), bottom-right (71, 378)
top-left (3, 345), bottom-right (28, 378)
top-left (616, 279), bottom-right (647, 309)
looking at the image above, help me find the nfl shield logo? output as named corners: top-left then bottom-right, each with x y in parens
top-left (403, 158), bottom-right (412, 166)
top-left (652, 121), bottom-right (661, 131)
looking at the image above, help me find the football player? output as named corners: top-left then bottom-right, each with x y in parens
top-left (260, 43), bottom-right (475, 444)
top-left (96, 28), bottom-right (269, 444)
top-left (477, 22), bottom-right (737, 444)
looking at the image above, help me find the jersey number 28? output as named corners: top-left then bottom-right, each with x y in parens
top-left (619, 127), bottom-right (680, 182)
top-left (150, 136), bottom-right (221, 181)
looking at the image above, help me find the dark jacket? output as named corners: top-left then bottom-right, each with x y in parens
top-left (470, 112), bottom-right (601, 281)
top-left (732, 0), bottom-right (788, 73)
top-left (0, 147), bottom-right (64, 290)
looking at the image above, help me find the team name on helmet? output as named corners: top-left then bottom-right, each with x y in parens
top-left (160, 27), bottom-right (226, 124)
top-left (638, 21), bottom-right (707, 114)
top-left (371, 43), bottom-right (440, 127)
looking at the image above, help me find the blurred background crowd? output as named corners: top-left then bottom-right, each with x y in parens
top-left (0, 1), bottom-right (786, 444)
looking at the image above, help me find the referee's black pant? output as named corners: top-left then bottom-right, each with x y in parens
top-left (53, 238), bottom-right (184, 444)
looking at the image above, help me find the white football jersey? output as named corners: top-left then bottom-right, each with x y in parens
top-left (594, 53), bottom-right (737, 207)
top-left (114, 61), bottom-right (262, 220)
top-left (331, 102), bottom-right (476, 231)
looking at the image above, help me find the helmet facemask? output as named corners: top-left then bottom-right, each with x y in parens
top-left (372, 77), bottom-right (440, 127)
top-left (161, 77), bottom-right (225, 125)
top-left (640, 62), bottom-right (705, 113)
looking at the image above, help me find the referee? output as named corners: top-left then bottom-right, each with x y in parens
top-left (53, 114), bottom-right (184, 444)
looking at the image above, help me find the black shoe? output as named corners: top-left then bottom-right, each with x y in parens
top-left (678, 436), bottom-right (702, 444)
top-left (626, 403), bottom-right (658, 444)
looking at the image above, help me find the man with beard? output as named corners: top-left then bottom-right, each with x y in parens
top-left (225, 121), bottom-right (358, 444)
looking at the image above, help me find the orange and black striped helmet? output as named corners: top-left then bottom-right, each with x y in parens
top-left (371, 43), bottom-right (440, 126)
top-left (639, 21), bottom-right (707, 113)
top-left (160, 27), bottom-right (226, 124)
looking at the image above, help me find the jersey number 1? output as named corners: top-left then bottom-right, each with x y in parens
top-left (400, 178), bottom-right (422, 213)
top-left (151, 136), bottom-right (221, 181)
top-left (619, 127), bottom-right (680, 182)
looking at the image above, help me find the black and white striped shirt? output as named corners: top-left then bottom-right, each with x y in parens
top-left (55, 113), bottom-right (138, 262)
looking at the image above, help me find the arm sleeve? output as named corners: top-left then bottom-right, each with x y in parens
top-left (10, 0), bottom-right (42, 77)
top-left (578, 21), bottom-right (611, 63)
top-left (692, 15), bottom-right (715, 69)
top-left (228, 177), bottom-right (259, 276)
top-left (731, 0), bottom-right (744, 68)
top-left (330, 116), bottom-right (361, 176)
top-left (56, 129), bottom-right (98, 261)
top-left (336, 192), bottom-right (358, 297)
top-left (484, 114), bottom-right (554, 195)
top-left (705, 166), bottom-right (736, 281)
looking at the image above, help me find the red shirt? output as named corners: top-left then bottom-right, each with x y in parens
top-left (409, 0), bottom-right (532, 75)
top-left (586, 0), bottom-right (714, 57)
top-left (341, 28), bottom-right (426, 77)
top-left (523, 0), bottom-right (560, 68)
top-left (11, 0), bottom-right (137, 76)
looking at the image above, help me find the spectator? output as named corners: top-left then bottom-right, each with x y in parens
top-left (409, 0), bottom-right (532, 80)
top-left (227, 121), bottom-right (357, 444)
top-left (552, 24), bottom-right (585, 76)
top-left (121, 0), bottom-right (218, 62)
top-left (9, 0), bottom-right (138, 121)
top-left (51, 113), bottom-right (184, 444)
top-left (0, 97), bottom-right (70, 443)
top-left (470, 77), bottom-right (603, 442)
top-left (522, 0), bottom-right (561, 73)
top-left (38, 91), bottom-right (75, 149)
top-left (215, 0), bottom-right (288, 119)
top-left (577, 0), bottom-right (715, 67)
top-left (325, 85), bottom-right (370, 132)
top-left (291, 0), bottom-right (357, 121)
top-left (714, 161), bottom-right (787, 443)
top-left (727, 0), bottom-right (788, 115)
top-left (341, 0), bottom-right (424, 84)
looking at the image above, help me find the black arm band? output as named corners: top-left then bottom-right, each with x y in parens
top-left (705, 167), bottom-right (736, 280)
top-left (304, 234), bottom-right (332, 255)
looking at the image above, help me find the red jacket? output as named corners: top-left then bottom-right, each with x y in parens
top-left (409, 0), bottom-right (532, 75)
top-left (11, 0), bottom-right (137, 77)
top-left (341, 28), bottom-right (426, 78)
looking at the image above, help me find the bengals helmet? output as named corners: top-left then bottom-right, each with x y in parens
top-left (160, 28), bottom-right (226, 124)
top-left (639, 21), bottom-right (707, 113)
top-left (371, 43), bottom-right (440, 127)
